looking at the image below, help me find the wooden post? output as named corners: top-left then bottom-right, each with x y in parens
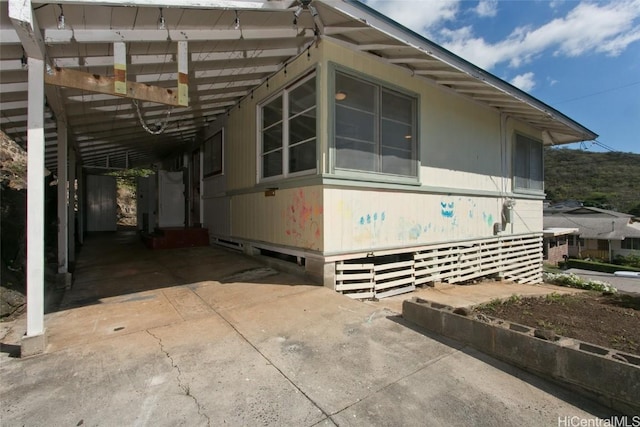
top-left (24, 56), bottom-right (46, 354)
top-left (68, 148), bottom-right (76, 265)
top-left (57, 121), bottom-right (68, 273)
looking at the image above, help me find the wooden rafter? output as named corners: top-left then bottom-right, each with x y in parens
top-left (44, 67), bottom-right (185, 107)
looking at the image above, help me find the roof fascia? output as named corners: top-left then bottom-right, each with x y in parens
top-left (324, 0), bottom-right (598, 142)
top-left (31, 0), bottom-right (297, 10)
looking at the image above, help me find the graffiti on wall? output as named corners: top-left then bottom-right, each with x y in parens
top-left (353, 210), bottom-right (386, 244)
top-left (284, 189), bottom-right (323, 249)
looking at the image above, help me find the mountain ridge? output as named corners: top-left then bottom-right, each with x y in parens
top-left (544, 148), bottom-right (640, 215)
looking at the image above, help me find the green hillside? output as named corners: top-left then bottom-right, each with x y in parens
top-left (544, 148), bottom-right (640, 215)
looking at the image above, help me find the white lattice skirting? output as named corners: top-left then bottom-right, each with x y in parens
top-left (335, 233), bottom-right (543, 299)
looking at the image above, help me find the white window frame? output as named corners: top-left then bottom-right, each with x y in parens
top-left (332, 69), bottom-right (418, 180)
top-left (513, 133), bottom-right (544, 193)
top-left (203, 129), bottom-right (224, 178)
top-left (258, 73), bottom-right (317, 182)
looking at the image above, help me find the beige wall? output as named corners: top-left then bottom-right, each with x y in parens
top-left (199, 38), bottom-right (545, 255)
top-left (321, 39), bottom-right (542, 194)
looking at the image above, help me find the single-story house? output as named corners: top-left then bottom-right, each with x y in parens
top-left (1, 0), bottom-right (597, 354)
top-left (544, 206), bottom-right (640, 261)
top-left (542, 227), bottom-right (578, 265)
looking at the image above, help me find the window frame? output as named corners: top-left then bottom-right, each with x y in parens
top-left (257, 72), bottom-right (318, 183)
top-left (202, 129), bottom-right (224, 178)
top-left (330, 65), bottom-right (420, 184)
top-left (621, 237), bottom-right (640, 250)
top-left (513, 132), bottom-right (544, 194)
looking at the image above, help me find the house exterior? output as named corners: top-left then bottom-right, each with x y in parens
top-left (1, 0), bottom-right (597, 353)
top-left (542, 228), bottom-right (578, 265)
top-left (544, 206), bottom-right (640, 262)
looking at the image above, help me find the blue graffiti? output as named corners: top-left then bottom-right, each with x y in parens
top-left (441, 201), bottom-right (455, 218)
top-left (359, 212), bottom-right (385, 226)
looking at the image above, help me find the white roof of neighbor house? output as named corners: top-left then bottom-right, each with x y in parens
top-left (542, 228), bottom-right (579, 237)
top-left (1, 0), bottom-right (598, 172)
top-left (544, 207), bottom-right (640, 241)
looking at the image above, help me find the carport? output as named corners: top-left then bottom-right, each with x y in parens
top-left (3, 0), bottom-right (323, 355)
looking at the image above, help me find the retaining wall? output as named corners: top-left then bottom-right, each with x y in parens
top-left (403, 298), bottom-right (640, 415)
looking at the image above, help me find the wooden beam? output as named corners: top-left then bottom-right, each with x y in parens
top-left (8, 0), bottom-right (46, 60)
top-left (33, 0), bottom-right (297, 10)
top-left (114, 42), bottom-right (127, 95)
top-left (44, 28), bottom-right (315, 43)
top-left (177, 41), bottom-right (189, 106)
top-left (44, 67), bottom-right (184, 107)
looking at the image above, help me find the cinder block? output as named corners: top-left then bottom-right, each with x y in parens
top-left (493, 326), bottom-right (558, 373)
top-left (402, 299), bottom-right (444, 335)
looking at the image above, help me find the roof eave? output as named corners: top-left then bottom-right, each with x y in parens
top-left (326, 0), bottom-right (598, 143)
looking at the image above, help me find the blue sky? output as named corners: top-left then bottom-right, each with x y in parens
top-left (365, 0), bottom-right (640, 154)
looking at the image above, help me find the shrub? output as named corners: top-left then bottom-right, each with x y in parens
top-left (543, 272), bottom-right (617, 293)
top-left (566, 258), bottom-right (640, 273)
top-left (613, 254), bottom-right (640, 269)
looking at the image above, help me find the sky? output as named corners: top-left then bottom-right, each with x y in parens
top-left (364, 0), bottom-right (640, 154)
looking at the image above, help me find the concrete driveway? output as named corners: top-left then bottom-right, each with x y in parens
top-left (0, 231), bottom-right (613, 426)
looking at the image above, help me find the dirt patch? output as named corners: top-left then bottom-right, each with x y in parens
top-left (474, 292), bottom-right (640, 356)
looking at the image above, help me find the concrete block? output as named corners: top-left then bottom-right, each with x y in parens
top-left (305, 258), bottom-right (335, 289)
top-left (494, 326), bottom-right (559, 374)
top-left (401, 300), bottom-right (640, 415)
top-left (402, 299), bottom-right (443, 335)
top-left (21, 330), bottom-right (47, 357)
top-left (559, 345), bottom-right (640, 413)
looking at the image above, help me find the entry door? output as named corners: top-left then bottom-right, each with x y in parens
top-left (157, 170), bottom-right (185, 228)
top-left (86, 175), bottom-right (117, 231)
top-left (190, 149), bottom-right (201, 227)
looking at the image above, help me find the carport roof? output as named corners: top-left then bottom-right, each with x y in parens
top-left (1, 0), bottom-right (598, 172)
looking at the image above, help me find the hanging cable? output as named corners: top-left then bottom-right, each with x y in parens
top-left (133, 99), bottom-right (172, 135)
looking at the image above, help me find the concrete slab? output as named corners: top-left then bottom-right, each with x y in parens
top-left (46, 290), bottom-right (183, 352)
top-left (374, 282), bottom-right (583, 312)
top-left (0, 230), bottom-right (616, 425)
top-left (331, 347), bottom-right (604, 426)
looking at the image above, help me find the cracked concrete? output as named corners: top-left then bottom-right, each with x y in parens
top-left (147, 329), bottom-right (212, 427)
top-left (0, 230), bottom-right (616, 425)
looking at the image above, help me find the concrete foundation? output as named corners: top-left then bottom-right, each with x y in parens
top-left (21, 330), bottom-right (47, 358)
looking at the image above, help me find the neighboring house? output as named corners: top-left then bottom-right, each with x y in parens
top-left (542, 227), bottom-right (578, 265)
top-left (2, 0), bottom-right (599, 353)
top-left (544, 206), bottom-right (640, 262)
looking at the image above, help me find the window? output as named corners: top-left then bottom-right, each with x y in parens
top-left (203, 130), bottom-right (223, 177)
top-left (621, 238), bottom-right (640, 250)
top-left (260, 74), bottom-right (316, 180)
top-left (597, 239), bottom-right (609, 251)
top-left (334, 71), bottom-right (417, 177)
top-left (514, 134), bottom-right (543, 192)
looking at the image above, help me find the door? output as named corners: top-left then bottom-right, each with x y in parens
top-left (157, 170), bottom-right (185, 228)
top-left (86, 175), bottom-right (117, 232)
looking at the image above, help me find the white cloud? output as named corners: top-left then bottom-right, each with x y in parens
top-left (510, 72), bottom-right (536, 91)
top-left (475, 0), bottom-right (498, 17)
top-left (365, 0), bottom-right (461, 36)
top-left (437, 0), bottom-right (640, 70)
